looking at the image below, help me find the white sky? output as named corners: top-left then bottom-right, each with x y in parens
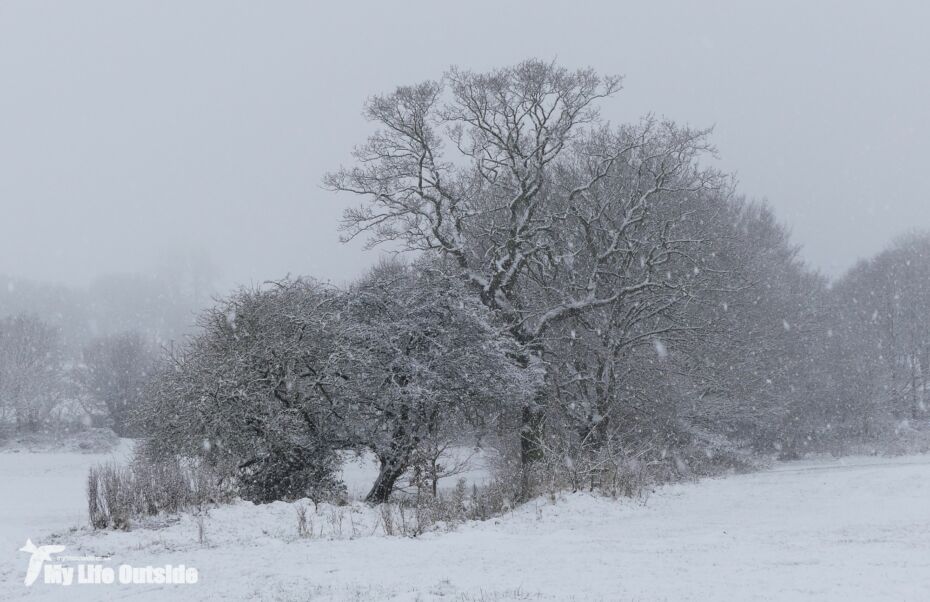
top-left (2, 0), bottom-right (928, 289)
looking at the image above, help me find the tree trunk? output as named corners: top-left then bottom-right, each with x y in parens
top-left (517, 347), bottom-right (546, 469)
top-left (365, 456), bottom-right (407, 504)
top-left (912, 361), bottom-right (921, 419)
top-left (518, 397), bottom-right (546, 500)
top-left (519, 404), bottom-right (544, 465)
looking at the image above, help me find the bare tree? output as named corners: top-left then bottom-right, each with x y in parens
top-left (828, 231), bottom-right (930, 426)
top-left (326, 60), bottom-right (727, 484)
top-left (0, 314), bottom-right (64, 430)
top-left (80, 332), bottom-right (157, 437)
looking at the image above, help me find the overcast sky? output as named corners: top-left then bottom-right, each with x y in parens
top-left (2, 1), bottom-right (928, 291)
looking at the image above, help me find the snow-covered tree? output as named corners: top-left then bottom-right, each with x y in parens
top-left (80, 331), bottom-right (157, 436)
top-left (0, 313), bottom-right (64, 430)
top-left (137, 264), bottom-right (531, 504)
top-left (827, 231), bottom-right (930, 429)
top-left (138, 279), bottom-right (350, 503)
top-left (326, 60), bottom-right (727, 482)
top-left (340, 259), bottom-right (533, 502)
top-left (679, 201), bottom-right (829, 456)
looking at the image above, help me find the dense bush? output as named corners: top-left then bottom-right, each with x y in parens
top-left (135, 278), bottom-right (349, 503)
top-left (236, 446), bottom-right (346, 504)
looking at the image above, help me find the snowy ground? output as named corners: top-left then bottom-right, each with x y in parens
top-left (0, 440), bottom-right (133, 567)
top-left (2, 451), bottom-right (930, 601)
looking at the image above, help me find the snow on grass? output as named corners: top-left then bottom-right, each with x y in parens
top-left (2, 452), bottom-right (930, 600)
top-left (0, 438), bottom-right (132, 555)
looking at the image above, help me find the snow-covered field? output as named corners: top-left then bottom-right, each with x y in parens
top-left (2, 450), bottom-right (930, 601)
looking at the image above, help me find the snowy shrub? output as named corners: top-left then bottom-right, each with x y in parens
top-left (135, 278), bottom-right (350, 504)
top-left (87, 456), bottom-right (231, 530)
top-left (237, 446), bottom-right (346, 504)
top-left (379, 503), bottom-right (395, 536)
top-left (195, 508), bottom-right (207, 545)
top-left (88, 462), bottom-right (131, 530)
top-left (295, 502), bottom-right (312, 538)
top-left (373, 476), bottom-right (517, 536)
